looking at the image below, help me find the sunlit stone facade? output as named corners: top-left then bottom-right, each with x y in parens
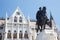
top-left (0, 7), bottom-right (59, 40)
top-left (4, 7), bottom-right (36, 40)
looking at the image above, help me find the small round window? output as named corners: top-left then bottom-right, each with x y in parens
top-left (16, 12), bottom-right (20, 15)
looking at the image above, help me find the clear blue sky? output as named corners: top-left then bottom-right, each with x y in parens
top-left (0, 0), bottom-right (60, 29)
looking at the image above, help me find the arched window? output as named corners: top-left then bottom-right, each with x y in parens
top-left (7, 30), bottom-right (11, 38)
top-left (13, 30), bottom-right (17, 38)
top-left (24, 31), bottom-right (28, 39)
top-left (14, 16), bottom-right (17, 22)
top-left (19, 17), bottom-right (22, 22)
top-left (32, 36), bottom-right (34, 40)
top-left (19, 31), bottom-right (23, 39)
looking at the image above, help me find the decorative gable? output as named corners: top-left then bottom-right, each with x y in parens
top-left (8, 7), bottom-right (27, 24)
top-left (11, 7), bottom-right (22, 17)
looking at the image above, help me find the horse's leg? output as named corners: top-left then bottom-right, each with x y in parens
top-left (36, 25), bottom-right (38, 32)
top-left (37, 24), bottom-right (39, 32)
top-left (44, 24), bottom-right (45, 29)
top-left (36, 28), bottom-right (38, 33)
top-left (36, 26), bottom-right (38, 33)
top-left (40, 25), bottom-right (42, 32)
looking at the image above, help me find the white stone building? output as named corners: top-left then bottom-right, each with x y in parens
top-left (0, 7), bottom-right (36, 40)
top-left (0, 7), bottom-right (59, 40)
top-left (0, 19), bottom-right (5, 40)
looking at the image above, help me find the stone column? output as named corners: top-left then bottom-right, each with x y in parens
top-left (5, 14), bottom-right (7, 40)
top-left (5, 23), bottom-right (7, 40)
top-left (5, 12), bottom-right (8, 40)
top-left (11, 24), bottom-right (13, 40)
top-left (28, 16), bottom-right (31, 40)
top-left (22, 16), bottom-right (24, 40)
top-left (12, 17), bottom-right (13, 40)
top-left (17, 24), bottom-right (19, 40)
top-left (22, 24), bottom-right (24, 40)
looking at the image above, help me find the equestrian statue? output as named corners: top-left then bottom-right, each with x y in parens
top-left (36, 7), bottom-right (49, 32)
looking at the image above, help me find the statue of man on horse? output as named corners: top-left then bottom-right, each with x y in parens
top-left (36, 7), bottom-right (49, 32)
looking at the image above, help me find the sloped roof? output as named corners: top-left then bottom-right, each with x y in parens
top-left (0, 17), bottom-right (5, 20)
top-left (30, 19), bottom-right (36, 22)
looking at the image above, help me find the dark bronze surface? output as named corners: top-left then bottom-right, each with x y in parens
top-left (36, 7), bottom-right (49, 32)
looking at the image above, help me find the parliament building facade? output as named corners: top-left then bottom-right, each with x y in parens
top-left (0, 7), bottom-right (60, 40)
top-left (0, 7), bottom-right (36, 40)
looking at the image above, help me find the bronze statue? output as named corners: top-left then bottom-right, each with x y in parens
top-left (36, 7), bottom-right (49, 32)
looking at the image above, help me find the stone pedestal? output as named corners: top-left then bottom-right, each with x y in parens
top-left (36, 29), bottom-right (57, 40)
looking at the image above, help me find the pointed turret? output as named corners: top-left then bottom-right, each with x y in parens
top-left (49, 12), bottom-right (57, 32)
top-left (6, 12), bottom-right (8, 20)
top-left (28, 15), bottom-right (30, 23)
top-left (5, 12), bottom-right (8, 26)
top-left (5, 12), bottom-right (8, 38)
top-left (50, 12), bottom-right (54, 20)
top-left (50, 12), bottom-right (54, 28)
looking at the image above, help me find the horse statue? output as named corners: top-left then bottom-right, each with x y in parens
top-left (36, 7), bottom-right (49, 32)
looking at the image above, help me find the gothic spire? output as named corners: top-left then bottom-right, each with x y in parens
top-left (50, 12), bottom-right (54, 20)
top-left (6, 12), bottom-right (8, 20)
top-left (50, 11), bottom-right (53, 27)
top-left (50, 11), bottom-right (57, 30)
top-left (28, 15), bottom-right (30, 23)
